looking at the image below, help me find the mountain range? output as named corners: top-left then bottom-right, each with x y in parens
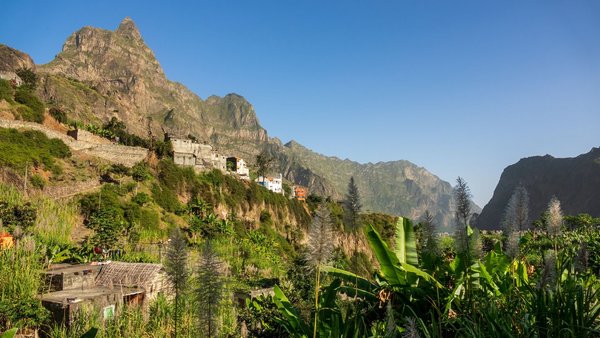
top-left (0, 17), bottom-right (478, 228)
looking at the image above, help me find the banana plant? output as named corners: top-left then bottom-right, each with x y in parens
top-left (272, 285), bottom-right (310, 337)
top-left (273, 218), bottom-right (442, 337)
top-left (0, 328), bottom-right (18, 338)
top-left (365, 218), bottom-right (441, 289)
top-left (273, 280), bottom-right (373, 338)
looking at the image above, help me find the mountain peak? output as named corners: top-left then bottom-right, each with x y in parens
top-left (116, 16), bottom-right (142, 40)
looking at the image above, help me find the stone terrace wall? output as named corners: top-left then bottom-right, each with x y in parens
top-left (44, 178), bottom-right (102, 199)
top-left (0, 119), bottom-right (148, 167)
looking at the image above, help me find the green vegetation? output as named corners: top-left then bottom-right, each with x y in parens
top-left (0, 242), bottom-right (49, 331)
top-left (0, 128), bottom-right (71, 174)
top-left (0, 73), bottom-right (47, 123)
top-left (0, 79), bottom-right (14, 102)
top-left (0, 146), bottom-right (597, 337)
top-left (14, 89), bottom-right (44, 123)
top-left (268, 213), bottom-right (600, 337)
top-left (48, 107), bottom-right (68, 124)
top-left (15, 68), bottom-right (38, 91)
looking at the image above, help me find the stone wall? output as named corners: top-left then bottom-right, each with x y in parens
top-left (67, 129), bottom-right (111, 145)
top-left (0, 119), bottom-right (148, 167)
top-left (44, 178), bottom-right (101, 199)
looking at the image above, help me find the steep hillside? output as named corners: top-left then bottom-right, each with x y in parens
top-left (1, 18), bottom-right (480, 227)
top-left (277, 141), bottom-right (470, 229)
top-left (477, 147), bottom-right (600, 229)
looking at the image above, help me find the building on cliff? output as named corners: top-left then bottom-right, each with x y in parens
top-left (256, 174), bottom-right (284, 195)
top-left (292, 185), bottom-right (308, 201)
top-left (171, 137), bottom-right (226, 172)
top-left (227, 157), bottom-right (250, 180)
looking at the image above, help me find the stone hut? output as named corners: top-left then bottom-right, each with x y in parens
top-left (41, 262), bottom-right (168, 327)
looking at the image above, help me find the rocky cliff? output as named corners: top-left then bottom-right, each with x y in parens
top-left (37, 17), bottom-right (267, 153)
top-left (477, 147), bottom-right (600, 230)
top-left (1, 18), bottom-right (480, 228)
top-left (0, 44), bottom-right (36, 85)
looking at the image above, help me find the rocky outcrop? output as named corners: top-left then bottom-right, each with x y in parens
top-left (36, 18), bottom-right (268, 156)
top-left (477, 147), bottom-right (600, 230)
top-left (0, 44), bottom-right (36, 85)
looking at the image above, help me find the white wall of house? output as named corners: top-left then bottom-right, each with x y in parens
top-left (235, 158), bottom-right (250, 180)
top-left (256, 174), bottom-right (283, 194)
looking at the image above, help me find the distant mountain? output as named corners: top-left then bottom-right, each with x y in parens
top-left (477, 147), bottom-right (600, 230)
top-left (0, 17), bottom-right (480, 228)
top-left (275, 141), bottom-right (478, 229)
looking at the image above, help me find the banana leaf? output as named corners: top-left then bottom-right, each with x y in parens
top-left (399, 262), bottom-right (443, 288)
top-left (1, 328), bottom-right (18, 338)
top-left (322, 266), bottom-right (377, 293)
top-left (81, 328), bottom-right (98, 338)
top-left (365, 224), bottom-right (406, 285)
top-left (366, 224), bottom-right (442, 289)
top-left (394, 217), bottom-right (419, 266)
top-left (272, 285), bottom-right (310, 337)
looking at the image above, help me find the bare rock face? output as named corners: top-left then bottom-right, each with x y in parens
top-left (0, 44), bottom-right (36, 85)
top-left (477, 147), bottom-right (600, 230)
top-left (37, 17), bottom-right (267, 153)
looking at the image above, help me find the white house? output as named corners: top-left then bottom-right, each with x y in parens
top-left (226, 157), bottom-right (250, 180)
top-left (256, 174), bottom-right (284, 195)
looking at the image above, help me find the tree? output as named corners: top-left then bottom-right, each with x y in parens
top-left (196, 240), bottom-right (223, 338)
top-left (255, 149), bottom-right (275, 179)
top-left (165, 228), bottom-right (189, 338)
top-left (306, 204), bottom-right (334, 338)
top-left (417, 211), bottom-right (439, 266)
top-left (502, 185), bottom-right (529, 258)
top-left (344, 176), bottom-right (362, 233)
top-left (16, 68), bottom-right (37, 90)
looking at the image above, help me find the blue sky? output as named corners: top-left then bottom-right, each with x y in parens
top-left (1, 1), bottom-right (599, 206)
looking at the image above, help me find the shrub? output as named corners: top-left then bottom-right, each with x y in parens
top-left (132, 162), bottom-right (151, 182)
top-left (29, 174), bottom-right (46, 190)
top-left (260, 210), bottom-right (272, 225)
top-left (86, 206), bottom-right (128, 249)
top-left (0, 79), bottom-right (14, 102)
top-left (0, 128), bottom-right (70, 173)
top-left (48, 107), bottom-right (67, 123)
top-left (132, 192), bottom-right (151, 206)
top-left (0, 201), bottom-right (37, 233)
top-left (16, 105), bottom-right (35, 121)
top-left (151, 183), bottom-right (181, 213)
top-left (16, 68), bottom-right (38, 90)
top-left (14, 89), bottom-right (44, 123)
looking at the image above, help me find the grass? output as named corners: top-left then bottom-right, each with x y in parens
top-left (0, 183), bottom-right (77, 246)
top-left (0, 241), bottom-right (49, 330)
top-left (0, 128), bottom-right (71, 174)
